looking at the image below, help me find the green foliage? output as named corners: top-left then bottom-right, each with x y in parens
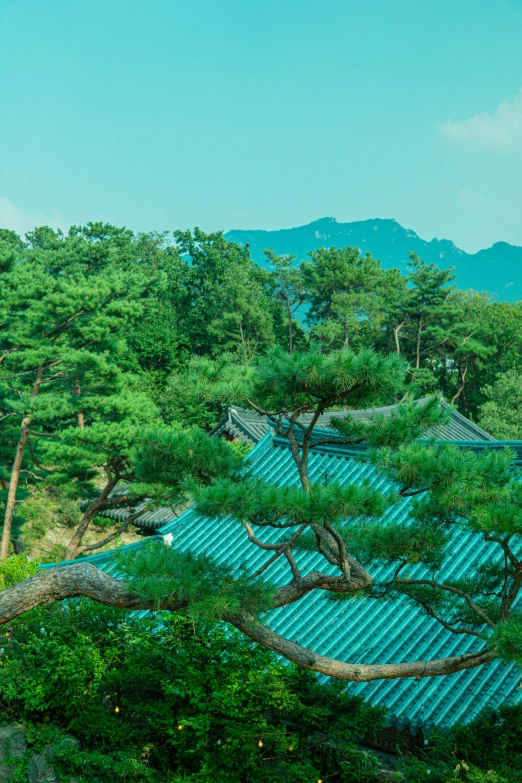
top-left (174, 228), bottom-right (276, 356)
top-left (125, 348), bottom-right (522, 663)
top-left (193, 477), bottom-right (389, 528)
top-left (0, 554), bottom-right (39, 589)
top-left (479, 369), bottom-right (522, 439)
top-left (401, 705), bottom-right (522, 782)
top-left (132, 425), bottom-right (244, 507)
top-left (490, 615), bottom-right (522, 663)
top-left (264, 250), bottom-right (307, 353)
top-left (0, 223), bottom-right (164, 548)
top-left (2, 216), bottom-right (522, 560)
top-left (117, 540), bottom-right (276, 617)
top-left (301, 246), bottom-right (396, 350)
top-left (334, 396), bottom-right (450, 447)
top-left (250, 345), bottom-right (407, 411)
top-left (157, 354), bottom-right (248, 429)
top-left (0, 602), bottom-right (386, 782)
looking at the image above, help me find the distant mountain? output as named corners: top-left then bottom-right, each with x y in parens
top-left (225, 217), bottom-right (522, 302)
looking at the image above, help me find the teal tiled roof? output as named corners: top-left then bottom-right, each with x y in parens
top-left (210, 400), bottom-right (496, 445)
top-left (50, 427), bottom-right (522, 732)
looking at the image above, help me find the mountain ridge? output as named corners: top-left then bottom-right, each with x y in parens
top-left (225, 218), bottom-right (522, 301)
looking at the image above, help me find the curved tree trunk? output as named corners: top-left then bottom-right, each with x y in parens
top-left (1, 417), bottom-right (31, 558)
top-left (0, 564), bottom-right (498, 683)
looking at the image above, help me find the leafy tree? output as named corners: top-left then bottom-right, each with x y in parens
top-left (264, 249), bottom-right (307, 353)
top-left (408, 288), bottom-right (492, 409)
top-left (0, 603), bottom-right (385, 782)
top-left (300, 246), bottom-right (393, 349)
top-left (478, 369), bottom-right (522, 439)
top-left (401, 705), bottom-right (522, 782)
top-left (174, 229), bottom-right (275, 356)
top-left (158, 354), bottom-right (247, 430)
top-left (0, 224), bottom-right (152, 557)
top-left (459, 300), bottom-right (522, 421)
top-left (393, 254), bottom-right (456, 388)
top-left (44, 380), bottom-right (160, 560)
top-left (122, 231), bottom-right (189, 379)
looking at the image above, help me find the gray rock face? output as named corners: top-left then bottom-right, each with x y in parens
top-left (0, 762), bottom-right (14, 783)
top-left (0, 726), bottom-right (27, 760)
top-left (0, 726), bottom-right (81, 782)
top-left (28, 753), bottom-right (59, 783)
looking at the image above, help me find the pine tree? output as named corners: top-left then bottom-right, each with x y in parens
top-left (122, 348), bottom-right (522, 679)
top-left (44, 380), bottom-right (160, 560)
top-left (300, 246), bottom-right (394, 350)
top-left (174, 229), bottom-right (275, 356)
top-left (0, 225), bottom-right (152, 557)
top-left (264, 250), bottom-right (306, 353)
top-left (5, 347), bottom-right (521, 683)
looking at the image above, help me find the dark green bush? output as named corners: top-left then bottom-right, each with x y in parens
top-left (401, 705), bottom-right (522, 783)
top-left (0, 602), bottom-right (386, 782)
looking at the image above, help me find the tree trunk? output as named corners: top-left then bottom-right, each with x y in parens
top-left (451, 362), bottom-right (469, 406)
top-left (1, 418), bottom-right (31, 558)
top-left (75, 507), bottom-right (147, 557)
top-left (287, 302), bottom-right (293, 354)
top-left (393, 321), bottom-right (406, 355)
top-left (0, 564), bottom-right (498, 683)
top-left (1, 366), bottom-right (44, 559)
top-left (342, 319), bottom-right (349, 350)
top-left (415, 318), bottom-right (423, 369)
top-left (231, 612), bottom-right (496, 682)
top-left (64, 475), bottom-right (119, 561)
top-left (410, 318), bottom-right (423, 384)
top-left (74, 377), bottom-right (85, 429)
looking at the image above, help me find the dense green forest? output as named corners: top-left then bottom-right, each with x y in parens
top-left (1, 222), bottom-right (521, 557)
top-left (1, 223), bottom-right (522, 782)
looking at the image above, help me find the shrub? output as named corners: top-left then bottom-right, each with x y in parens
top-left (0, 601), bottom-right (386, 782)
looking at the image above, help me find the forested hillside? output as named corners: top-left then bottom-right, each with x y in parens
top-left (227, 217), bottom-right (522, 301)
top-left (1, 222), bottom-right (521, 561)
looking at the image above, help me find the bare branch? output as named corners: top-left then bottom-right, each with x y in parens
top-left (231, 612), bottom-right (496, 682)
top-left (393, 577), bottom-right (496, 628)
top-left (284, 549), bottom-right (301, 580)
top-left (410, 596), bottom-right (488, 640)
top-left (76, 508), bottom-right (148, 555)
top-left (244, 523), bottom-right (306, 578)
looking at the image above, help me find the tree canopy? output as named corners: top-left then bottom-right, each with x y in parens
top-left (1, 221), bottom-right (522, 691)
top-left (2, 346), bottom-right (522, 685)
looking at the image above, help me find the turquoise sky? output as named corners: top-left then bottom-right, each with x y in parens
top-left (1, 0), bottom-right (521, 251)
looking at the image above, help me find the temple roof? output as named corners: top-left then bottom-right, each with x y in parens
top-left (210, 399), bottom-right (495, 446)
top-left (58, 417), bottom-right (522, 732)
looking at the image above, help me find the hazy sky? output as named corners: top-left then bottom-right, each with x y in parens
top-left (1, 0), bottom-right (521, 251)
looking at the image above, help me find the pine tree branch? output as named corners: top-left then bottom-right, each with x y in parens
top-left (243, 522), bottom-right (306, 578)
top-left (393, 578), bottom-right (496, 628)
top-left (76, 508), bottom-right (148, 555)
top-left (0, 567), bottom-right (498, 682)
top-left (284, 549), bottom-right (301, 580)
top-left (408, 596), bottom-right (488, 640)
top-left (310, 437), bottom-right (365, 448)
top-left (486, 535), bottom-right (519, 570)
top-left (230, 612), bottom-right (496, 682)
